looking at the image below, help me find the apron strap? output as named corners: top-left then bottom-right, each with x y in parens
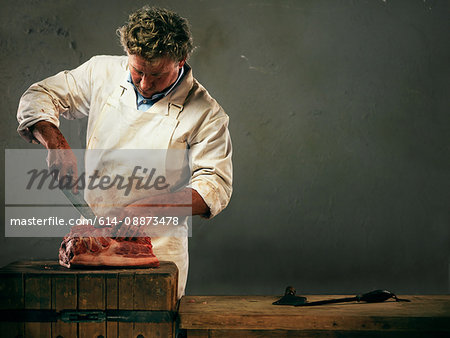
top-left (168, 103), bottom-right (184, 119)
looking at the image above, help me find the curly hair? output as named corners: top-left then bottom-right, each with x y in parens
top-left (117, 6), bottom-right (193, 62)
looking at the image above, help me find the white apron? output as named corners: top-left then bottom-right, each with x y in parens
top-left (85, 82), bottom-right (189, 298)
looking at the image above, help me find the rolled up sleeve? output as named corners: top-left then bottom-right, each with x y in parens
top-left (17, 58), bottom-right (93, 142)
top-left (188, 114), bottom-right (232, 219)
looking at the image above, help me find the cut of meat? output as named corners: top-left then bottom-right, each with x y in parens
top-left (59, 224), bottom-right (159, 268)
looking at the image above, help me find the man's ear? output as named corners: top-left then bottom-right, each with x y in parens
top-left (178, 58), bottom-right (186, 68)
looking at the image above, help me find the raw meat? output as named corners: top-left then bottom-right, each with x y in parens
top-left (59, 224), bottom-right (159, 268)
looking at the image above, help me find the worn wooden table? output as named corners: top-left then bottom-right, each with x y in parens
top-left (178, 295), bottom-right (450, 337)
top-left (0, 260), bottom-right (178, 338)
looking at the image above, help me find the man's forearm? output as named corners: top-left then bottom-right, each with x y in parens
top-left (191, 188), bottom-right (210, 216)
top-left (125, 188), bottom-right (210, 217)
top-left (29, 121), bottom-right (71, 149)
top-left (29, 121), bottom-right (79, 191)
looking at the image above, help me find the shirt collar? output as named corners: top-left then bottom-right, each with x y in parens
top-left (127, 65), bottom-right (185, 104)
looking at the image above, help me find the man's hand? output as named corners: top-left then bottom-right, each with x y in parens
top-left (30, 121), bottom-right (79, 193)
top-left (114, 204), bottom-right (150, 238)
top-left (47, 148), bottom-right (79, 193)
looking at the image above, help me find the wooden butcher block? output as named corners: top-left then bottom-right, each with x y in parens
top-left (0, 260), bottom-right (178, 337)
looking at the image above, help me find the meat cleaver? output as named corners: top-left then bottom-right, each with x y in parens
top-left (60, 188), bottom-right (98, 226)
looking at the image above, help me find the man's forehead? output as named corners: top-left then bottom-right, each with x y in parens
top-left (128, 54), bottom-right (176, 71)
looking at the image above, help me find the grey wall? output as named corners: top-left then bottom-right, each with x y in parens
top-left (1, 0), bottom-right (449, 295)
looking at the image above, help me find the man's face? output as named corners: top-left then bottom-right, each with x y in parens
top-left (128, 54), bottom-right (185, 99)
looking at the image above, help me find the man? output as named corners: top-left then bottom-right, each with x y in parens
top-left (16, 6), bottom-right (232, 297)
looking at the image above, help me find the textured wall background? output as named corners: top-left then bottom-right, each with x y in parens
top-left (1, 0), bottom-right (449, 295)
